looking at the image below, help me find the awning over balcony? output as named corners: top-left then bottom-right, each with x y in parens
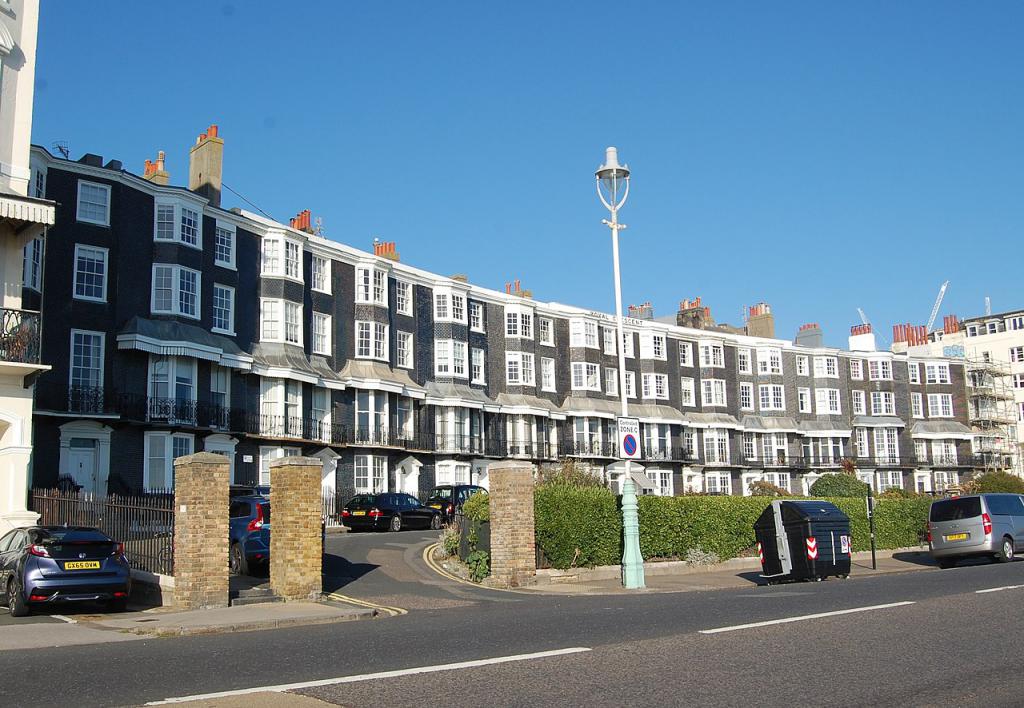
top-left (250, 342), bottom-right (329, 383)
top-left (910, 421), bottom-right (974, 440)
top-left (0, 193), bottom-right (55, 227)
top-left (424, 382), bottom-right (496, 410)
top-left (559, 396), bottom-right (620, 419)
top-left (495, 393), bottom-right (566, 420)
top-left (741, 415), bottom-right (801, 434)
top-left (337, 360), bottom-right (425, 398)
top-left (117, 317), bottom-right (252, 369)
top-left (798, 420), bottom-right (852, 437)
top-left (852, 416), bottom-right (906, 428)
top-left (632, 404), bottom-right (687, 425)
top-left (683, 412), bottom-right (743, 430)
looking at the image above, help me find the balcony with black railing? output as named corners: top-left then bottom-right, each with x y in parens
top-left (563, 439), bottom-right (618, 458)
top-left (0, 308), bottom-right (41, 367)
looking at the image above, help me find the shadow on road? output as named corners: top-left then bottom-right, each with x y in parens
top-left (890, 552), bottom-right (937, 567)
top-left (736, 571), bottom-right (766, 586)
top-left (322, 552), bottom-right (381, 593)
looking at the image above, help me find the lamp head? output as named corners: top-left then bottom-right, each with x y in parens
top-left (596, 146), bottom-right (630, 210)
top-left (595, 146), bottom-right (630, 182)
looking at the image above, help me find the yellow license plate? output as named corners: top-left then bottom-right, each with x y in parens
top-left (352, 510), bottom-right (366, 516)
top-left (429, 504), bottom-right (442, 509)
top-left (945, 533), bottom-right (968, 542)
top-left (64, 561), bottom-right (100, 570)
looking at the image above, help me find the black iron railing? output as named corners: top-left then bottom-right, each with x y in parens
top-left (31, 488), bottom-right (174, 576)
top-left (0, 308), bottom-right (41, 365)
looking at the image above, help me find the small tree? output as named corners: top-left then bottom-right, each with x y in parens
top-left (536, 459), bottom-right (604, 488)
top-left (809, 473), bottom-right (869, 497)
top-left (973, 471), bottom-right (1024, 494)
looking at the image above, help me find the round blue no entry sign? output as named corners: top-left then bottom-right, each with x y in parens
top-left (623, 434), bottom-right (637, 456)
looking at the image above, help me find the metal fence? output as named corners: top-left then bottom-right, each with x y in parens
top-left (322, 490), bottom-right (346, 528)
top-left (31, 488), bottom-right (175, 576)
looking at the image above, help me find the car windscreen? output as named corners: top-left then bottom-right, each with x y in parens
top-left (348, 494), bottom-right (377, 506)
top-left (428, 488), bottom-right (453, 500)
top-left (930, 497), bottom-right (982, 522)
top-left (39, 529), bottom-right (111, 544)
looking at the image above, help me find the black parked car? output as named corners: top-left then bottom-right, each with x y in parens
top-left (425, 484), bottom-right (487, 523)
top-left (0, 526), bottom-right (132, 616)
top-left (342, 493), bottom-right (443, 532)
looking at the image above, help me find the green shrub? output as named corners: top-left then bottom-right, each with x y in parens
top-left (534, 484), bottom-right (621, 568)
top-left (462, 490), bottom-right (490, 522)
top-left (748, 480), bottom-right (791, 497)
top-left (466, 550), bottom-right (490, 583)
top-left (536, 459), bottom-right (605, 488)
top-left (533, 485), bottom-right (932, 569)
top-left (974, 471), bottom-right (1024, 494)
top-left (440, 526), bottom-right (459, 558)
top-left (809, 473), bottom-right (869, 497)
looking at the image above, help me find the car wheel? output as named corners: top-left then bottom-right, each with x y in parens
top-left (430, 514), bottom-right (442, 530)
top-left (937, 558), bottom-right (957, 569)
top-left (8, 579), bottom-right (29, 617)
top-left (997, 537), bottom-right (1014, 563)
top-left (230, 543), bottom-right (249, 576)
top-left (390, 514), bottom-right (402, 532)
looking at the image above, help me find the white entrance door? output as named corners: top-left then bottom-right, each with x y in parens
top-left (68, 445), bottom-right (97, 495)
top-left (398, 459), bottom-right (420, 496)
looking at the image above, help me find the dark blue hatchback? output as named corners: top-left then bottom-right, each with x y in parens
top-left (0, 526), bottom-right (132, 616)
top-left (229, 496), bottom-right (270, 576)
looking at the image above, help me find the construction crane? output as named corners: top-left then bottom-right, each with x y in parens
top-left (856, 308), bottom-right (869, 326)
top-left (925, 280), bottom-right (950, 333)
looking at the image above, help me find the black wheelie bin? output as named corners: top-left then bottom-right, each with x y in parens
top-left (754, 499), bottom-right (852, 584)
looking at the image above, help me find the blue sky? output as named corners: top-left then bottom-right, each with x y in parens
top-left (31, 2), bottom-right (1024, 347)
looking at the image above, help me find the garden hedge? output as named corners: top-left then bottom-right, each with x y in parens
top-left (532, 486), bottom-right (934, 569)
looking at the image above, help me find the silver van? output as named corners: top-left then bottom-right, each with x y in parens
top-left (928, 494), bottom-right (1024, 568)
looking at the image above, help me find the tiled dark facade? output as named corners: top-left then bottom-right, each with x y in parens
top-left (25, 146), bottom-right (984, 500)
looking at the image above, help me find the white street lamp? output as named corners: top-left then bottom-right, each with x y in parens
top-left (596, 146), bottom-right (645, 590)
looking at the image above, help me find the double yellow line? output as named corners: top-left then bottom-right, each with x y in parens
top-left (325, 591), bottom-right (407, 617)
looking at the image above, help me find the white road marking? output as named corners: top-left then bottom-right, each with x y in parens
top-left (975, 585), bottom-right (1024, 594)
top-left (49, 614), bottom-right (77, 624)
top-left (145, 646), bottom-right (592, 704)
top-left (699, 601), bottom-right (916, 635)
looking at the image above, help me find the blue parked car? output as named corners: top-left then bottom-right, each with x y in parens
top-left (0, 526), bottom-right (132, 616)
top-left (229, 496), bottom-right (270, 576)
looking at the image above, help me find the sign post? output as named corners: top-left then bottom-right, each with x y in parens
top-left (866, 487), bottom-right (877, 570)
top-left (616, 416), bottom-right (644, 589)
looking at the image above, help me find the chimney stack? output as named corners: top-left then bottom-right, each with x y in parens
top-left (628, 301), bottom-right (654, 320)
top-left (289, 209), bottom-right (314, 234)
top-left (505, 278), bottom-right (532, 298)
top-left (373, 240), bottom-right (400, 262)
top-left (188, 124), bottom-right (224, 207)
top-left (746, 301), bottom-right (775, 338)
top-left (794, 322), bottom-right (823, 348)
top-left (142, 150), bottom-right (169, 185)
top-left (849, 323), bottom-right (877, 352)
top-left (943, 314), bottom-right (960, 335)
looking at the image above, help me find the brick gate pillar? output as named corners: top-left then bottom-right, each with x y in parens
top-left (173, 452), bottom-right (230, 609)
top-left (269, 456), bottom-right (323, 601)
top-left (489, 461), bottom-right (536, 587)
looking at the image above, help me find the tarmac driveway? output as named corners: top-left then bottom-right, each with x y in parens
top-left (323, 528), bottom-right (512, 611)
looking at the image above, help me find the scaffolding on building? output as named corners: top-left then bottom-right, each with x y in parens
top-left (965, 357), bottom-right (1019, 474)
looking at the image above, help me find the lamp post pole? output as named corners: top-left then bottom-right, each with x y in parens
top-left (596, 146), bottom-right (645, 590)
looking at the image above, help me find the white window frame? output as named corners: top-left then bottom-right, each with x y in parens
top-left (471, 347), bottom-right (486, 384)
top-left (925, 362), bottom-right (951, 385)
top-left (813, 356), bottom-right (838, 378)
top-left (699, 342), bottom-right (725, 368)
top-left (757, 348), bottom-right (783, 375)
top-left (542, 357), bottom-right (557, 392)
top-left (284, 240), bottom-right (302, 280)
top-left (468, 301), bottom-right (484, 332)
top-left (852, 390), bottom-right (866, 415)
top-left (678, 341), bottom-right (693, 367)
top-left (69, 329), bottom-right (105, 391)
top-left (214, 221), bottom-right (236, 269)
top-left (759, 384), bottom-right (786, 411)
top-left (143, 432), bottom-right (194, 491)
top-left (434, 288), bottom-right (467, 324)
top-left (871, 391), bottom-right (895, 416)
top-left (908, 362), bottom-right (921, 384)
top-left (739, 382), bottom-right (754, 410)
top-left (355, 265), bottom-right (389, 306)
top-left (311, 255), bottom-right (331, 294)
top-left (625, 371), bottom-right (636, 398)
top-left (641, 373), bottom-right (669, 400)
top-left (911, 393), bottom-right (924, 418)
top-left (737, 348), bottom-right (752, 375)
top-left (151, 263), bottom-right (200, 318)
top-left (639, 332), bottom-right (667, 361)
top-left (356, 321), bottom-right (389, 362)
top-left (23, 237), bottom-right (43, 291)
top-left (354, 454), bottom-right (389, 494)
top-left (211, 283), bottom-right (235, 335)
top-left (814, 388), bottom-right (841, 414)
top-left (76, 180), bottom-right (111, 226)
top-left (798, 387), bottom-right (811, 413)
top-left (396, 331), bottom-right (413, 369)
top-left (868, 358), bottom-right (893, 381)
top-left (927, 393), bottom-right (953, 418)
top-left (312, 312), bottom-right (332, 355)
top-left (539, 317), bottom-right (554, 346)
top-left (153, 198), bottom-right (203, 249)
top-left (73, 244), bottom-right (109, 303)
top-left (572, 362), bottom-right (601, 392)
top-left (680, 377), bottom-right (696, 407)
top-left (849, 359), bottom-right (863, 380)
top-left (505, 306), bottom-right (534, 339)
top-left (796, 356), bottom-right (809, 376)
top-left (571, 319), bottom-right (599, 349)
top-left (396, 280), bottom-right (413, 316)
top-left (506, 352), bottom-right (535, 386)
top-left (603, 367), bottom-right (618, 397)
top-left (434, 338), bottom-right (467, 378)
top-left (701, 379), bottom-right (727, 407)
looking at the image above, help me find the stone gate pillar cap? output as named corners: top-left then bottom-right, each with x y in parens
top-left (268, 456), bottom-right (324, 468)
top-left (489, 461), bottom-right (535, 472)
top-left (174, 452), bottom-right (231, 466)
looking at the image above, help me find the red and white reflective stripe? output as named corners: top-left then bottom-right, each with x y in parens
top-left (806, 536), bottom-right (818, 560)
top-left (757, 542), bottom-right (764, 564)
